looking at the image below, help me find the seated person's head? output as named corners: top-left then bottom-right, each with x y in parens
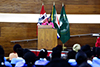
top-left (13, 44), bottom-right (23, 57)
top-left (75, 50), bottom-right (87, 65)
top-left (56, 45), bottom-right (62, 52)
top-left (81, 44), bottom-right (91, 51)
top-left (67, 50), bottom-right (76, 59)
top-left (73, 43), bottom-right (81, 52)
top-left (23, 52), bottom-right (36, 66)
top-left (52, 45), bottom-right (62, 52)
top-left (39, 49), bottom-right (48, 58)
top-left (9, 53), bottom-right (18, 61)
top-left (51, 50), bottom-right (61, 59)
top-left (13, 44), bottom-right (22, 53)
top-left (81, 44), bottom-right (92, 59)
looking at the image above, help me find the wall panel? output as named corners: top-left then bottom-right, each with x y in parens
top-left (0, 0), bottom-right (100, 14)
top-left (0, 22), bottom-right (100, 56)
top-left (65, 5), bottom-right (100, 14)
top-left (0, 22), bottom-right (37, 56)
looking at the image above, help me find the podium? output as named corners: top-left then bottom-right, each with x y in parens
top-left (38, 25), bottom-right (57, 50)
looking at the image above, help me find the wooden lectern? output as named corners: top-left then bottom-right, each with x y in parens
top-left (38, 25), bottom-right (57, 50)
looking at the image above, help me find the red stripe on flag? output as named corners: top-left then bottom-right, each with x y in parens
top-left (40, 5), bottom-right (46, 15)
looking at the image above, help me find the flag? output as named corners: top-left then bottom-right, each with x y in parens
top-left (38, 4), bottom-right (47, 25)
top-left (51, 4), bottom-right (60, 38)
top-left (37, 4), bottom-right (47, 36)
top-left (59, 4), bottom-right (70, 44)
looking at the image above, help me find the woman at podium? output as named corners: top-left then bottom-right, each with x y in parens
top-left (42, 17), bottom-right (54, 28)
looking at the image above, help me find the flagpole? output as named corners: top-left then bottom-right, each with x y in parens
top-left (63, 44), bottom-right (66, 51)
top-left (42, 3), bottom-right (44, 5)
top-left (53, 2), bottom-right (55, 5)
top-left (62, 3), bottom-right (64, 6)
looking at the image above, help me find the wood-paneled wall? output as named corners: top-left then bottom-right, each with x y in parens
top-left (0, 22), bottom-right (100, 56)
top-left (0, 22), bottom-right (37, 56)
top-left (0, 0), bottom-right (100, 14)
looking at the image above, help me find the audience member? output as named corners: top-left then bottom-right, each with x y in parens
top-left (75, 50), bottom-right (87, 67)
top-left (13, 44), bottom-right (22, 52)
top-left (95, 37), bottom-right (100, 47)
top-left (13, 44), bottom-right (23, 57)
top-left (9, 44), bottom-right (23, 60)
top-left (81, 44), bottom-right (93, 66)
top-left (14, 49), bottom-right (32, 67)
top-left (67, 50), bottom-right (77, 67)
top-left (3, 42), bottom-right (100, 67)
top-left (92, 47), bottom-right (100, 67)
top-left (23, 52), bottom-right (36, 67)
top-left (0, 45), bottom-right (12, 67)
top-left (50, 45), bottom-right (63, 60)
top-left (9, 53), bottom-right (18, 61)
top-left (56, 45), bottom-right (63, 52)
top-left (51, 48), bottom-right (61, 60)
top-left (52, 45), bottom-right (62, 52)
top-left (10, 44), bottom-right (24, 67)
top-left (35, 49), bottom-right (49, 67)
top-left (73, 43), bottom-right (81, 52)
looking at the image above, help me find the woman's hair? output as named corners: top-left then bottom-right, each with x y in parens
top-left (13, 44), bottom-right (22, 52)
top-left (23, 52), bottom-right (36, 67)
top-left (75, 50), bottom-right (87, 65)
top-left (67, 50), bottom-right (76, 59)
top-left (81, 44), bottom-right (92, 58)
top-left (38, 49), bottom-right (48, 58)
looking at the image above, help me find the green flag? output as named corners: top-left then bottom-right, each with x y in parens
top-left (59, 5), bottom-right (70, 44)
